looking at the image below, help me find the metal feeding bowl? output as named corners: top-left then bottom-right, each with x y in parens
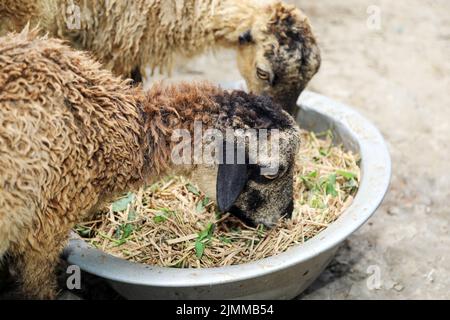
top-left (64, 91), bottom-right (391, 299)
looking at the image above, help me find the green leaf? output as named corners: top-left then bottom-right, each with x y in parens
top-left (115, 239), bottom-right (127, 246)
top-left (206, 223), bottom-right (215, 237)
top-left (113, 223), bottom-right (134, 246)
top-left (197, 223), bottom-right (215, 241)
top-left (111, 193), bottom-right (135, 212)
top-left (257, 225), bottom-right (266, 237)
top-left (121, 224), bottom-right (133, 239)
top-left (336, 170), bottom-right (357, 180)
top-left (308, 171), bottom-right (318, 178)
top-left (197, 198), bottom-right (211, 214)
top-left (196, 201), bottom-right (205, 213)
top-left (301, 171), bottom-right (320, 191)
top-left (326, 174), bottom-right (338, 197)
top-left (153, 214), bottom-right (167, 223)
top-left (202, 197), bottom-right (210, 207)
top-left (219, 236), bottom-right (232, 244)
top-left (195, 240), bottom-right (206, 259)
top-left (319, 148), bottom-right (328, 156)
top-left (127, 209), bottom-right (136, 221)
top-left (153, 208), bottom-right (175, 223)
top-left (310, 196), bottom-right (324, 209)
top-left (75, 226), bottom-right (91, 237)
top-left (195, 223), bottom-right (215, 260)
top-left (187, 184), bottom-right (200, 196)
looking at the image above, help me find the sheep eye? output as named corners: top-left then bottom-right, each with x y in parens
top-left (262, 172), bottom-right (280, 180)
top-left (262, 166), bottom-right (287, 180)
top-left (256, 68), bottom-right (270, 81)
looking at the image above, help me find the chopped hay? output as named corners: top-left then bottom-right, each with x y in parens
top-left (75, 130), bottom-right (360, 268)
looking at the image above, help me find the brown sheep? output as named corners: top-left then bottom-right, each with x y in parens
top-left (0, 29), bottom-right (300, 299)
top-left (0, 0), bottom-right (321, 115)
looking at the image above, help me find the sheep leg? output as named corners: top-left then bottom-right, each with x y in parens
top-left (0, 239), bottom-right (9, 263)
top-left (0, 218), bottom-right (12, 265)
top-left (10, 228), bottom-right (70, 300)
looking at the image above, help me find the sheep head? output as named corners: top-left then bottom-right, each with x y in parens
top-left (187, 90), bottom-right (301, 228)
top-left (144, 83), bottom-right (300, 227)
top-left (235, 1), bottom-right (321, 116)
top-left (219, 127), bottom-right (299, 228)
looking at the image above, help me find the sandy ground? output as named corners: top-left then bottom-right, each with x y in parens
top-left (151, 0), bottom-right (450, 299)
top-left (1, 0), bottom-right (448, 300)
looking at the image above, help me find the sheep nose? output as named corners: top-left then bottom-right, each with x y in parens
top-left (283, 200), bottom-right (294, 219)
top-left (275, 95), bottom-right (300, 117)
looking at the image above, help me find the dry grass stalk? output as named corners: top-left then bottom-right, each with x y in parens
top-left (75, 129), bottom-right (360, 268)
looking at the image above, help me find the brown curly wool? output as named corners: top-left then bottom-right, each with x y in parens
top-left (0, 0), bottom-right (320, 114)
top-left (0, 29), bottom-right (299, 299)
top-left (212, 91), bottom-right (292, 130)
top-left (0, 28), bottom-right (146, 299)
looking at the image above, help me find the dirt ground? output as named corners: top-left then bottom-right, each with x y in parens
top-left (151, 0), bottom-right (450, 299)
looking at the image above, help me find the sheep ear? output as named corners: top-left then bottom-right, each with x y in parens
top-left (216, 164), bottom-right (248, 213)
top-left (238, 30), bottom-right (253, 44)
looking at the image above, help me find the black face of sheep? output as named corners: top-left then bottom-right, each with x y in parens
top-left (172, 89), bottom-right (302, 228)
top-left (215, 127), bottom-right (299, 228)
top-left (217, 163), bottom-right (296, 228)
top-left (188, 123), bottom-right (299, 228)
